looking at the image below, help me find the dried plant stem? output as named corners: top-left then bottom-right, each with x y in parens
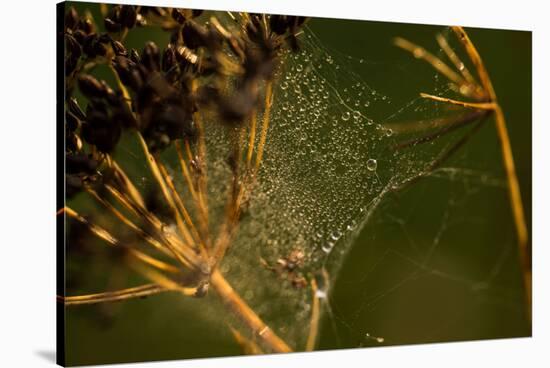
top-left (254, 80), bottom-right (274, 174)
top-left (400, 27), bottom-right (530, 320)
top-left (435, 33), bottom-right (479, 89)
top-left (108, 158), bottom-right (147, 209)
top-left (306, 279), bottom-right (320, 351)
top-left (210, 269), bottom-right (293, 353)
top-left (87, 189), bottom-right (171, 256)
top-left (494, 105), bottom-right (531, 312)
top-left (64, 206), bottom-right (178, 273)
top-left (246, 110), bottom-right (258, 168)
top-left (229, 326), bottom-right (264, 355)
top-left (128, 261), bottom-right (198, 296)
top-left (157, 160), bottom-right (206, 256)
top-left (193, 111), bottom-right (210, 234)
top-left (420, 93), bottom-right (495, 110)
top-left (61, 284), bottom-right (167, 306)
top-left (175, 140), bottom-right (199, 202)
top-left (393, 37), bottom-right (477, 99)
top-left (136, 133), bottom-right (202, 267)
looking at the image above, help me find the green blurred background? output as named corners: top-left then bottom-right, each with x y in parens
top-left (64, 2), bottom-right (531, 365)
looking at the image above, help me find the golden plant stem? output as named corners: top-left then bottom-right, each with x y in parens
top-left (210, 269), bottom-right (292, 353)
top-left (394, 37), bottom-right (468, 93)
top-left (306, 279), bottom-right (320, 351)
top-left (61, 284), bottom-right (166, 306)
top-left (109, 158), bottom-right (147, 210)
top-left (229, 326), bottom-right (264, 355)
top-left (254, 80), bottom-right (274, 174)
top-left (64, 207), bottom-right (178, 274)
top-left (494, 105), bottom-right (531, 316)
top-left (451, 26), bottom-right (496, 100)
top-left (450, 27), bottom-right (530, 319)
top-left (420, 93), bottom-right (495, 110)
top-left (175, 140), bottom-right (199, 202)
top-left (157, 160), bottom-right (205, 255)
top-left (435, 33), bottom-right (479, 89)
top-left (194, 111), bottom-right (210, 230)
top-left (129, 261), bottom-right (198, 296)
top-left (183, 137), bottom-right (211, 247)
top-left (246, 110), bottom-right (258, 168)
top-left (87, 189), bottom-right (172, 257)
top-left (136, 133), bottom-right (200, 268)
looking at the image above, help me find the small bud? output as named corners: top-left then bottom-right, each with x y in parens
top-left (77, 75), bottom-right (105, 99)
top-left (119, 5), bottom-right (137, 28)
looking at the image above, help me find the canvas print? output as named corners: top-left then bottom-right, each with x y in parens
top-left (57, 1), bottom-right (532, 366)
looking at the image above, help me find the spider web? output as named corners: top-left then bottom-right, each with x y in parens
top-left (65, 16), bottom-right (530, 361)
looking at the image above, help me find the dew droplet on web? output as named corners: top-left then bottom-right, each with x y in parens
top-left (366, 158), bottom-right (378, 171)
top-left (341, 112), bottom-right (351, 121)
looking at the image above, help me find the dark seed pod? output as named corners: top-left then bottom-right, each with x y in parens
top-left (191, 9), bottom-right (204, 18)
top-left (78, 17), bottom-right (95, 34)
top-left (72, 29), bottom-right (86, 44)
top-left (81, 110), bottom-right (122, 153)
top-left (78, 75), bottom-right (106, 99)
top-left (129, 48), bottom-right (141, 64)
top-left (104, 17), bottom-right (122, 33)
top-left (65, 54), bottom-right (78, 76)
top-left (97, 33), bottom-right (112, 44)
top-left (82, 34), bottom-right (107, 58)
top-left (66, 153), bottom-right (98, 174)
top-left (181, 21), bottom-right (208, 50)
top-left (66, 133), bottom-right (81, 153)
top-left (171, 8), bottom-right (186, 24)
top-left (112, 56), bottom-right (143, 91)
top-left (65, 34), bottom-right (81, 57)
top-left (66, 111), bottom-right (80, 133)
top-left (269, 15), bottom-right (289, 35)
top-left (68, 97), bottom-right (87, 120)
top-left (162, 46), bottom-right (177, 72)
top-left (119, 5), bottom-right (137, 28)
top-left (142, 42), bottom-right (161, 71)
top-left (111, 40), bottom-right (127, 56)
top-left (65, 6), bottom-right (79, 31)
top-left (218, 89), bottom-right (258, 124)
top-left (112, 104), bottom-right (137, 129)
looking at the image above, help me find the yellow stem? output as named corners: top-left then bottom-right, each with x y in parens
top-left (210, 270), bottom-right (292, 353)
top-left (254, 81), bottom-right (274, 174)
top-left (60, 284), bottom-right (166, 306)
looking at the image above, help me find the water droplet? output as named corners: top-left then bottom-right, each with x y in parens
top-left (296, 64), bottom-right (304, 72)
top-left (330, 230), bottom-right (342, 241)
top-left (346, 220), bottom-right (357, 231)
top-left (322, 240), bottom-right (335, 253)
top-left (352, 110), bottom-right (361, 120)
top-left (459, 62), bottom-right (465, 71)
top-left (280, 81), bottom-right (288, 90)
top-left (315, 289), bottom-right (327, 299)
top-left (341, 112), bottom-right (351, 121)
top-left (366, 158), bottom-right (378, 171)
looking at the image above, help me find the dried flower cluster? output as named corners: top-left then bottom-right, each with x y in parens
top-left (62, 3), bottom-right (309, 354)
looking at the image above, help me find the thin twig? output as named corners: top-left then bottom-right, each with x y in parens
top-left (60, 284), bottom-right (167, 306)
top-left (306, 278), bottom-right (320, 351)
top-left (210, 269), bottom-right (292, 353)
